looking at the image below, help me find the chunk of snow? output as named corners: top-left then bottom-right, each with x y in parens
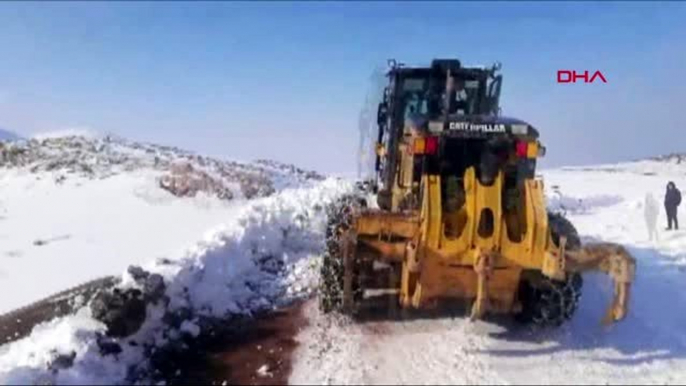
top-left (179, 321), bottom-right (200, 338)
top-left (256, 364), bottom-right (272, 378)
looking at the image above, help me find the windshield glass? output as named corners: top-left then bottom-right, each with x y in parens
top-left (452, 79), bottom-right (480, 115)
top-left (400, 76), bottom-right (481, 122)
top-left (401, 77), bottom-right (429, 121)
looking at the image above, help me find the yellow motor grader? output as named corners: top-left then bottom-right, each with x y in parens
top-left (320, 59), bottom-right (636, 326)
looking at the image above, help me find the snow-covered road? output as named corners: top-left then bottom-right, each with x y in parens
top-left (290, 163), bottom-right (686, 385)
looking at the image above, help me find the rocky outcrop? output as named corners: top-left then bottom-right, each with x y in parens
top-left (90, 266), bottom-right (168, 338)
top-left (159, 162), bottom-right (234, 200)
top-left (90, 288), bottom-right (147, 338)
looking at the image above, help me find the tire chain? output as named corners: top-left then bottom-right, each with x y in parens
top-left (517, 212), bottom-right (584, 327)
top-left (530, 273), bottom-right (583, 327)
top-left (319, 193), bottom-right (367, 313)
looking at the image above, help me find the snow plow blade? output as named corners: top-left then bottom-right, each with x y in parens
top-left (563, 241), bottom-right (637, 324)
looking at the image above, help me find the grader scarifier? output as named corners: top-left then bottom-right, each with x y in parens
top-left (320, 59), bottom-right (636, 326)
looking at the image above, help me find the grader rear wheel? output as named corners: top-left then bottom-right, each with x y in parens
top-left (515, 212), bottom-right (584, 327)
top-left (318, 194), bottom-right (366, 314)
top-left (516, 272), bottom-right (583, 327)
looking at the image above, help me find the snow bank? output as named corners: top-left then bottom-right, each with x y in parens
top-left (0, 310), bottom-right (120, 385)
top-left (0, 178), bottom-right (352, 385)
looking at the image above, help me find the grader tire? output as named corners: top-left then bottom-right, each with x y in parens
top-left (548, 212), bottom-right (581, 250)
top-left (515, 212), bottom-right (584, 327)
top-left (318, 194), bottom-right (366, 314)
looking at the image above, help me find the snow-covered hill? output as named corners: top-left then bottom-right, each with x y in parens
top-left (0, 134), bottom-right (323, 200)
top-left (3, 149), bottom-right (686, 385)
top-left (0, 134), bottom-right (324, 314)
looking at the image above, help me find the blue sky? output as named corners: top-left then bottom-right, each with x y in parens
top-left (0, 2), bottom-right (684, 174)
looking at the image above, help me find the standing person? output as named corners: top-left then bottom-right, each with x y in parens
top-left (644, 193), bottom-right (659, 241)
top-left (664, 181), bottom-right (682, 230)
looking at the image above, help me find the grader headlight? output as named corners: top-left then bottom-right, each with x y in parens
top-left (511, 123), bottom-right (528, 135)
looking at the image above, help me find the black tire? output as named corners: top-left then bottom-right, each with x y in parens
top-left (548, 212), bottom-right (581, 251)
top-left (515, 212), bottom-right (584, 327)
top-left (318, 194), bottom-right (366, 314)
top-left (515, 272), bottom-right (583, 327)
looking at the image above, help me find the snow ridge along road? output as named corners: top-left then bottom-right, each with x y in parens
top-left (0, 176), bottom-right (352, 384)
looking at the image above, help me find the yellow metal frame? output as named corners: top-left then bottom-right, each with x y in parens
top-left (419, 167), bottom-right (551, 268)
top-left (353, 165), bottom-right (635, 323)
top-left (356, 166), bottom-right (553, 314)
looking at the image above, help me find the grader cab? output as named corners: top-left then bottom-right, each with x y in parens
top-left (319, 59), bottom-right (636, 326)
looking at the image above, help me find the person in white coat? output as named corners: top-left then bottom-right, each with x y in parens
top-left (645, 192), bottom-right (659, 241)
